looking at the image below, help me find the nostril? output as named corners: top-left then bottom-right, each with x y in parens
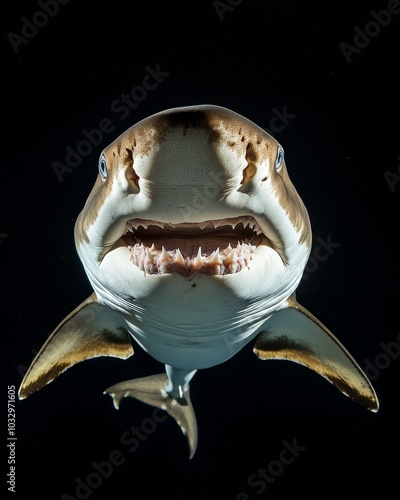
top-left (126, 167), bottom-right (140, 192)
top-left (240, 143), bottom-right (258, 185)
top-left (124, 148), bottom-right (140, 193)
top-left (241, 164), bottom-right (257, 185)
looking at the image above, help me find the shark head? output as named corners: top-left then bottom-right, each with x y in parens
top-left (75, 105), bottom-right (311, 308)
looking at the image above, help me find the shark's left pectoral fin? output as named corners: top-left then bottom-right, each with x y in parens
top-left (254, 298), bottom-right (379, 412)
top-left (19, 294), bottom-right (134, 400)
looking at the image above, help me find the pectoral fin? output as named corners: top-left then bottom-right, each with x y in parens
top-left (254, 298), bottom-right (379, 412)
top-left (19, 294), bottom-right (133, 399)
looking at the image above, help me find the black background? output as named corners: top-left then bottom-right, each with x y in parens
top-left (2, 1), bottom-right (399, 499)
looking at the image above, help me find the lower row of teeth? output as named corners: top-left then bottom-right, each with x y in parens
top-left (127, 242), bottom-right (256, 275)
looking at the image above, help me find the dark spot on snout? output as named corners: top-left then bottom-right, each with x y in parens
top-left (160, 110), bottom-right (221, 143)
top-left (165, 110), bottom-right (208, 128)
top-left (125, 148), bottom-right (133, 162)
top-left (245, 142), bottom-right (258, 162)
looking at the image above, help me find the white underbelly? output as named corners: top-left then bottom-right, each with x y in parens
top-left (124, 309), bottom-right (270, 370)
top-left (88, 259), bottom-right (294, 370)
top-left (99, 272), bottom-right (286, 369)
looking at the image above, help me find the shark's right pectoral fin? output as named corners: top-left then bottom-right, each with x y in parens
top-left (253, 299), bottom-right (379, 412)
top-left (19, 294), bottom-right (134, 400)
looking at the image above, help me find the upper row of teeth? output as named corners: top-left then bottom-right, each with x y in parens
top-left (126, 218), bottom-right (263, 235)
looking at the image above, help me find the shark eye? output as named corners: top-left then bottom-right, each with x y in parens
top-left (275, 146), bottom-right (284, 170)
top-left (98, 155), bottom-right (107, 180)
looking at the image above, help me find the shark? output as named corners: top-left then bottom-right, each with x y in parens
top-left (19, 104), bottom-right (378, 458)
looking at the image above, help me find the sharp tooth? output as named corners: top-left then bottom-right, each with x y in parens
top-left (223, 249), bottom-right (237, 263)
top-left (229, 262), bottom-right (240, 273)
top-left (213, 220), bottom-right (222, 228)
top-left (198, 222), bottom-right (209, 230)
top-left (160, 246), bottom-right (169, 261)
top-left (208, 248), bottom-right (222, 264)
top-left (208, 250), bottom-right (215, 259)
top-left (193, 247), bottom-right (203, 266)
top-left (175, 248), bottom-right (186, 265)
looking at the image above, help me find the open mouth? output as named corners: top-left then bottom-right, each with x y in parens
top-left (121, 216), bottom-right (270, 276)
